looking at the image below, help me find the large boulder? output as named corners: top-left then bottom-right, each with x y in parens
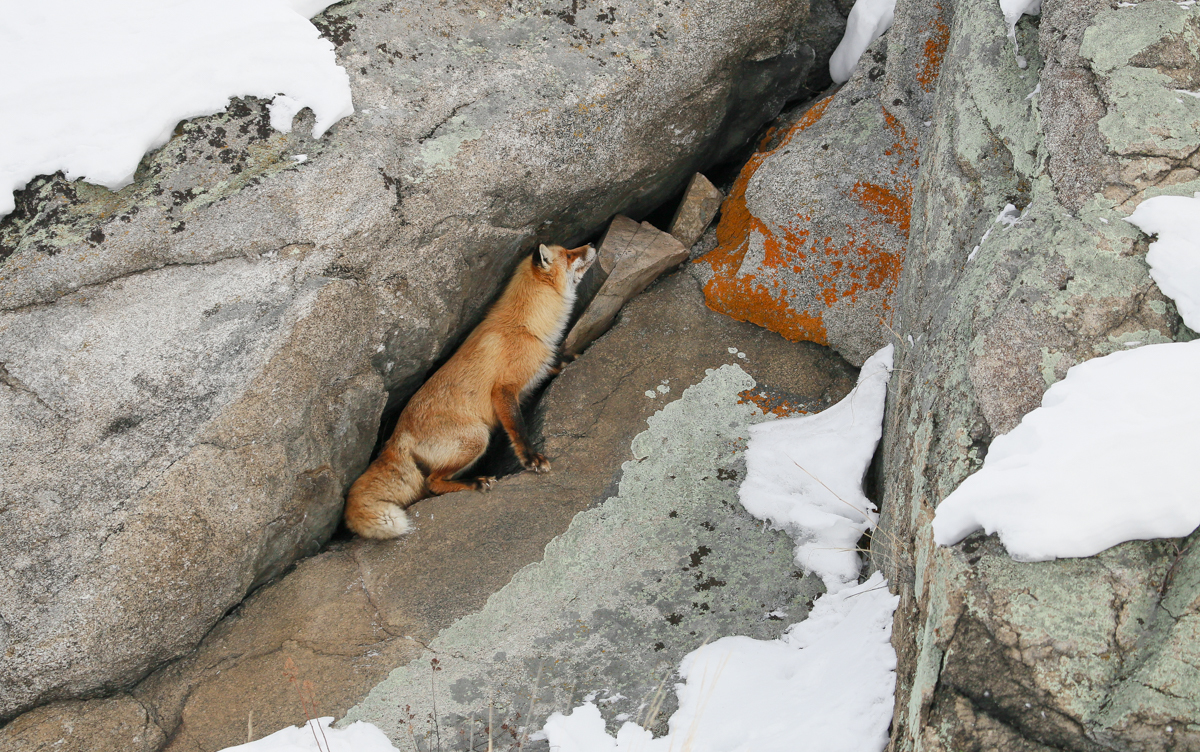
top-left (693, 39), bottom-right (918, 367)
top-left (870, 0), bottom-right (1200, 748)
top-left (0, 0), bottom-right (848, 720)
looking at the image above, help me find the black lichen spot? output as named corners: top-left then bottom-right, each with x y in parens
top-left (868, 65), bottom-right (885, 81)
top-left (665, 613), bottom-right (683, 625)
top-left (685, 546), bottom-right (711, 570)
top-left (694, 576), bottom-right (726, 592)
top-left (170, 188), bottom-right (197, 207)
top-left (767, 612), bottom-right (783, 621)
top-left (202, 303), bottom-right (222, 318)
top-left (102, 415), bottom-right (143, 440)
top-left (170, 221), bottom-right (186, 234)
top-left (87, 227), bottom-right (105, 244)
top-left (653, 641), bottom-right (665, 651)
top-left (596, 6), bottom-right (615, 22)
top-left (312, 13), bottom-right (355, 46)
top-left (716, 468), bottom-right (738, 482)
top-left (668, 510), bottom-right (678, 518)
top-left (208, 127), bottom-right (228, 149)
top-left (700, 521), bottom-right (716, 531)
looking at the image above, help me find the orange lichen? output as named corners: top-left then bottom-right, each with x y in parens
top-left (916, 5), bottom-right (950, 92)
top-left (697, 98), bottom-right (915, 347)
top-left (737, 388), bottom-right (810, 418)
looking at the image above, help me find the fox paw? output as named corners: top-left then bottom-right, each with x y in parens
top-left (473, 476), bottom-right (497, 491)
top-left (523, 453), bottom-right (551, 474)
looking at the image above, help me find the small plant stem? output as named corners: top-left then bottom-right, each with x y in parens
top-left (488, 701), bottom-right (494, 752)
top-left (519, 660), bottom-right (544, 747)
top-left (247, 710), bottom-right (253, 744)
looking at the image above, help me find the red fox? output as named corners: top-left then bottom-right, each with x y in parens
top-left (344, 242), bottom-right (597, 539)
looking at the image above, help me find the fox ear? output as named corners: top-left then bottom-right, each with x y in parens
top-left (536, 244), bottom-right (552, 268)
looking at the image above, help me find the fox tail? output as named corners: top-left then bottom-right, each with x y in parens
top-left (343, 433), bottom-right (424, 539)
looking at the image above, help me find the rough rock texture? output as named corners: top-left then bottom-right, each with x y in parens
top-left (563, 215), bottom-right (687, 354)
top-left (667, 172), bottom-right (724, 248)
top-left (693, 31), bottom-right (932, 367)
top-left (0, 696), bottom-right (165, 752)
top-left (0, 0), bottom-right (848, 720)
top-left (0, 270), bottom-right (854, 751)
top-left (872, 0), bottom-right (1200, 749)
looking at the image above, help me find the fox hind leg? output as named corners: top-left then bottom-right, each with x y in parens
top-left (419, 431), bottom-right (494, 496)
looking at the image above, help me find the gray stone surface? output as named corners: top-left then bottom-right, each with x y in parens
top-left (0, 0), bottom-right (848, 719)
top-left (0, 271), bottom-right (853, 751)
top-left (667, 172), bottom-right (723, 248)
top-left (563, 215), bottom-right (687, 354)
top-left (872, 0), bottom-right (1200, 749)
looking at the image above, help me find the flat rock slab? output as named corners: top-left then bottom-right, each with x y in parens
top-left (15, 270), bottom-right (854, 752)
top-left (563, 215), bottom-right (687, 355)
top-left (345, 360), bottom-right (821, 750)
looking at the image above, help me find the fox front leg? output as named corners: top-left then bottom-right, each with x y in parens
top-left (491, 385), bottom-right (550, 473)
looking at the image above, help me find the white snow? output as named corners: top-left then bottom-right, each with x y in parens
top-left (0, 0), bottom-right (353, 217)
top-left (737, 345), bottom-right (894, 592)
top-left (219, 718), bottom-right (399, 752)
top-left (932, 340), bottom-right (1200, 561)
top-left (829, 0), bottom-right (896, 84)
top-left (542, 573), bottom-right (898, 752)
top-left (936, 191), bottom-right (1200, 561)
top-left (1125, 193), bottom-right (1200, 331)
top-left (999, 0), bottom-right (1042, 68)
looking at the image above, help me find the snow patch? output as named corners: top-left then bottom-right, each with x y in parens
top-left (999, 0), bottom-right (1042, 68)
top-left (937, 190), bottom-right (1200, 561)
top-left (219, 718), bottom-right (399, 752)
top-left (738, 345), bottom-right (894, 592)
top-left (542, 573), bottom-right (898, 752)
top-left (1125, 193), bottom-right (1200, 331)
top-left (829, 0), bottom-right (896, 84)
top-left (933, 340), bottom-right (1200, 561)
top-left (0, 0), bottom-right (353, 217)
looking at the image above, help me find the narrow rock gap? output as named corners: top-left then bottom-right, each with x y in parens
top-left (327, 84), bottom-right (839, 549)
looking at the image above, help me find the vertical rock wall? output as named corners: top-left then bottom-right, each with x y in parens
top-left (875, 0), bottom-right (1200, 749)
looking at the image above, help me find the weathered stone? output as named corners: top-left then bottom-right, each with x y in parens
top-left (667, 172), bottom-right (724, 248)
top-left (0, 696), bottom-right (165, 752)
top-left (0, 269), bottom-right (853, 751)
top-left (562, 215), bottom-right (687, 355)
top-left (0, 0), bottom-right (849, 719)
top-left (872, 0), bottom-right (1200, 749)
top-left (693, 35), bottom-right (919, 367)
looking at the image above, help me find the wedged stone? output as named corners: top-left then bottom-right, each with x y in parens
top-left (0, 269), bottom-right (855, 751)
top-left (693, 36), bottom-right (918, 367)
top-left (563, 215), bottom-right (688, 355)
top-left (667, 172), bottom-right (724, 248)
top-left (0, 0), bottom-right (847, 719)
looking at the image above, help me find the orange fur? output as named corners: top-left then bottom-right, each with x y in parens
top-left (344, 243), bottom-right (597, 539)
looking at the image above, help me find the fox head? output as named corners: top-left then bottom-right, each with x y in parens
top-left (534, 243), bottom-right (596, 289)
